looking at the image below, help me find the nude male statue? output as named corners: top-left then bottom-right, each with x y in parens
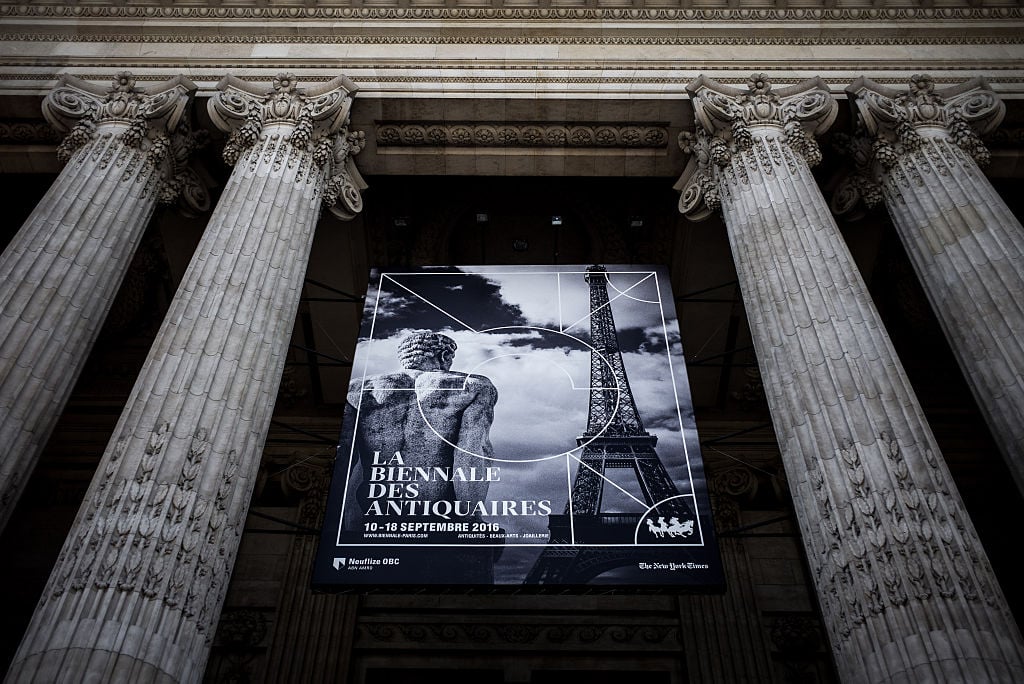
top-left (341, 331), bottom-right (500, 582)
top-left (344, 331), bottom-right (498, 519)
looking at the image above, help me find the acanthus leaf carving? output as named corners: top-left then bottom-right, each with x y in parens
top-left (44, 73), bottom-right (196, 173)
top-left (209, 72), bottom-right (356, 164)
top-left (847, 74), bottom-right (1005, 173)
top-left (208, 73), bottom-right (367, 220)
top-left (323, 127), bottom-right (368, 221)
top-left (676, 73), bottom-right (837, 220)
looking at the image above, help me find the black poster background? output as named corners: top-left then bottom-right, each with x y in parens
top-left (313, 265), bottom-right (723, 589)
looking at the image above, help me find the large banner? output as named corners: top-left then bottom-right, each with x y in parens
top-left (313, 265), bottom-right (723, 588)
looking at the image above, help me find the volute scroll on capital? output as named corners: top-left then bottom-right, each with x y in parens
top-left (675, 74), bottom-right (838, 221)
top-left (208, 72), bottom-right (367, 220)
top-left (846, 74), bottom-right (1004, 167)
top-left (42, 72), bottom-right (209, 215)
top-left (831, 75), bottom-right (1006, 217)
top-left (688, 73), bottom-right (838, 145)
top-left (43, 72), bottom-right (195, 143)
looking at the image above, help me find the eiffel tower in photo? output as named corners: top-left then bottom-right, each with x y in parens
top-left (525, 265), bottom-right (694, 585)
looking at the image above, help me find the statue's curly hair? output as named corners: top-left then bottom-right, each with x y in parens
top-left (397, 331), bottom-right (457, 370)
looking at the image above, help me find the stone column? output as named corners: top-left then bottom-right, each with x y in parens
top-left (834, 75), bottom-right (1024, 497)
top-left (6, 73), bottom-right (366, 683)
top-left (678, 466), bottom-right (776, 683)
top-left (676, 73), bottom-right (1024, 683)
top-left (0, 72), bottom-right (206, 531)
top-left (262, 463), bottom-right (359, 683)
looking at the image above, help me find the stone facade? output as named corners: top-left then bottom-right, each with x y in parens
top-left (1, 2), bottom-right (1023, 683)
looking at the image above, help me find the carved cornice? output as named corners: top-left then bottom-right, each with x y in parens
top-left (209, 73), bottom-right (366, 220)
top-left (9, 73), bottom-right (1023, 93)
top-left (3, 32), bottom-right (1021, 47)
top-left (1, 5), bottom-right (1021, 21)
top-left (376, 122), bottom-right (669, 149)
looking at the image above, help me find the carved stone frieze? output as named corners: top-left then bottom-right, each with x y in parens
top-left (1, 5), bottom-right (1022, 23)
top-left (356, 621), bottom-right (679, 649)
top-left (5, 31), bottom-right (1022, 48)
top-left (0, 120), bottom-right (61, 144)
top-left (209, 72), bottom-right (366, 220)
top-left (376, 122), bottom-right (668, 149)
top-left (710, 465), bottom-right (759, 501)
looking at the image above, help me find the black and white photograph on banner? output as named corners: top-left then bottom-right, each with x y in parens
top-left (314, 265), bottom-right (723, 588)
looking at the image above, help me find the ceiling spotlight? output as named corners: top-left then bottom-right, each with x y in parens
top-left (551, 215), bottom-right (563, 226)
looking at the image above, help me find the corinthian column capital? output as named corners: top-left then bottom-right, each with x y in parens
top-left (847, 74), bottom-right (1004, 168)
top-left (675, 73), bottom-right (838, 221)
top-left (42, 72), bottom-right (209, 216)
top-left (688, 73), bottom-right (836, 155)
top-left (209, 72), bottom-right (366, 220)
top-left (44, 72), bottom-right (194, 161)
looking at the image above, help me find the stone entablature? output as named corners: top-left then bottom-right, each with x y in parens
top-left (1, 1), bottom-right (1022, 101)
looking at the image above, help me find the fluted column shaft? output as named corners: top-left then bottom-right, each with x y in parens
top-left (848, 75), bottom-right (1024, 495)
top-left (261, 464), bottom-right (358, 683)
top-left (6, 74), bottom-right (364, 684)
top-left (678, 74), bottom-right (1024, 683)
top-left (0, 73), bottom-right (198, 531)
top-left (679, 476), bottom-right (775, 683)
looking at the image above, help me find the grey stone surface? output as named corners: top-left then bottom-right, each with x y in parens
top-left (845, 75), bottom-right (1024, 498)
top-left (0, 73), bottom-right (199, 532)
top-left (678, 73), bottom-right (1024, 683)
top-left (5, 74), bottom-right (362, 684)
